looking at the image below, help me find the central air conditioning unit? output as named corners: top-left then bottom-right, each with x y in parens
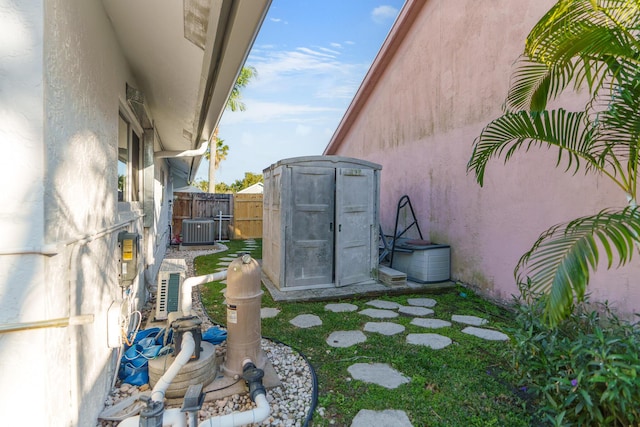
top-left (392, 243), bottom-right (451, 283)
top-left (155, 258), bottom-right (187, 321)
top-left (182, 219), bottom-right (215, 245)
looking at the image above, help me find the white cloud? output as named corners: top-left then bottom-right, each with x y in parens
top-left (270, 17), bottom-right (281, 22)
top-left (317, 46), bottom-right (342, 56)
top-left (371, 5), bottom-right (398, 24)
top-left (245, 45), bottom-right (361, 93)
top-left (330, 42), bottom-right (342, 49)
top-left (296, 47), bottom-right (338, 59)
top-left (221, 101), bottom-right (342, 125)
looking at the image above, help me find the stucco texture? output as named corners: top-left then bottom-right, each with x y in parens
top-left (327, 0), bottom-right (640, 318)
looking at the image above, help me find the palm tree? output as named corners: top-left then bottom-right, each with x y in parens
top-left (207, 66), bottom-right (257, 193)
top-left (467, 0), bottom-right (640, 325)
top-left (204, 134), bottom-right (229, 192)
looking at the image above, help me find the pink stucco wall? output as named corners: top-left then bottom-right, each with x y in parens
top-left (326, 0), bottom-right (640, 318)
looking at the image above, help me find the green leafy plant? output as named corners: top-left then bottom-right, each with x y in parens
top-left (467, 0), bottom-right (640, 325)
top-left (507, 282), bottom-right (640, 425)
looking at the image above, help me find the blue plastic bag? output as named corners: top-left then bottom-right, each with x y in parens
top-left (119, 327), bottom-right (168, 385)
top-left (202, 326), bottom-right (227, 344)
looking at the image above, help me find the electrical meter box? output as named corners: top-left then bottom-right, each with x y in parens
top-left (118, 231), bottom-right (139, 286)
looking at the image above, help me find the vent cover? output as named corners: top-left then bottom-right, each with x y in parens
top-left (182, 219), bottom-right (215, 245)
top-left (156, 258), bottom-right (187, 320)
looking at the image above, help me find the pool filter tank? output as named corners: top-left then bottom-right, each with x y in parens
top-left (221, 254), bottom-right (266, 376)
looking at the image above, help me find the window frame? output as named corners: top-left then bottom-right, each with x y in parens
top-left (118, 99), bottom-right (144, 204)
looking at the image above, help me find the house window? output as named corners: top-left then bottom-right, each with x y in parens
top-left (118, 112), bottom-right (141, 202)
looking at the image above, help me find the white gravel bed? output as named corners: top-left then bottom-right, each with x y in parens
top-left (97, 246), bottom-right (315, 426)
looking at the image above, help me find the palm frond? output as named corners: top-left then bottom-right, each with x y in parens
top-left (468, 109), bottom-right (595, 186)
top-left (527, 1), bottom-right (640, 64)
top-left (522, 0), bottom-right (640, 102)
top-left (504, 59), bottom-right (574, 112)
top-left (516, 206), bottom-right (640, 325)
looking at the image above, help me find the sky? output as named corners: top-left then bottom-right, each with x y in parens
top-left (196, 0), bottom-right (405, 185)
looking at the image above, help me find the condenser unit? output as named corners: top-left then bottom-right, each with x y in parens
top-left (182, 219), bottom-right (215, 245)
top-left (392, 244), bottom-right (450, 283)
top-left (155, 258), bottom-right (187, 320)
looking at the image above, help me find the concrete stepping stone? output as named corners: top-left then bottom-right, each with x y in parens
top-left (261, 307), bottom-right (280, 319)
top-left (462, 327), bottom-right (509, 341)
top-left (217, 261), bottom-right (231, 266)
top-left (406, 333), bottom-right (452, 349)
top-left (351, 409), bottom-right (414, 427)
top-left (452, 315), bottom-right (488, 326)
top-left (289, 314), bottom-right (322, 328)
top-left (347, 363), bottom-right (409, 389)
top-left (358, 308), bottom-right (399, 319)
top-left (363, 322), bottom-right (405, 336)
top-left (325, 303), bottom-right (358, 313)
top-left (220, 279), bottom-right (227, 285)
top-left (326, 331), bottom-right (367, 348)
top-left (219, 287), bottom-right (226, 294)
top-left (407, 298), bottom-right (437, 308)
top-left (411, 318), bottom-right (451, 329)
top-left (366, 300), bottom-right (401, 310)
top-left (398, 306), bottom-right (434, 317)
top-left (220, 257), bottom-right (236, 261)
top-left (215, 267), bottom-right (227, 272)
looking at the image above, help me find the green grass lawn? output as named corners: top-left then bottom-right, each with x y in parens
top-left (195, 239), bottom-right (536, 427)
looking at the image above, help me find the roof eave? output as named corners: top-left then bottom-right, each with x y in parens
top-left (186, 0), bottom-right (271, 182)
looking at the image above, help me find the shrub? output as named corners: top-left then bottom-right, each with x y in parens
top-left (507, 283), bottom-right (640, 426)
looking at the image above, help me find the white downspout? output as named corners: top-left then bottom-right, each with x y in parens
top-left (154, 140), bottom-right (209, 159)
top-left (181, 271), bottom-right (228, 316)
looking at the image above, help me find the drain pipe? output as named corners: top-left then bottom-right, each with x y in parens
top-left (199, 360), bottom-right (270, 427)
top-left (181, 271), bottom-right (228, 317)
top-left (154, 140), bottom-right (209, 159)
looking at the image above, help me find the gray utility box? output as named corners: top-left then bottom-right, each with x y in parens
top-left (392, 244), bottom-right (451, 283)
top-left (263, 156), bottom-right (381, 291)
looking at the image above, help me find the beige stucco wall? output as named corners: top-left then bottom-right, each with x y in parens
top-left (0, 0), bottom-right (171, 425)
top-left (328, 0), bottom-right (640, 317)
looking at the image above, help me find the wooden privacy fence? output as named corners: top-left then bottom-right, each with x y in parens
top-left (172, 192), bottom-right (263, 242)
top-left (233, 193), bottom-right (263, 239)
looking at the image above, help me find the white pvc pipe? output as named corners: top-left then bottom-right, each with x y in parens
top-left (181, 271), bottom-right (228, 316)
top-left (117, 408), bottom-right (187, 427)
top-left (154, 140), bottom-right (209, 159)
top-left (117, 394), bottom-right (270, 427)
top-left (198, 393), bottom-right (270, 427)
top-left (151, 332), bottom-right (196, 402)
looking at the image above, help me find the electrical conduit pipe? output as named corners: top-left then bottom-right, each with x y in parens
top-left (181, 271), bottom-right (228, 317)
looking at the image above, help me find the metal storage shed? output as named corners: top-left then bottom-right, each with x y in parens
top-left (262, 155), bottom-right (381, 291)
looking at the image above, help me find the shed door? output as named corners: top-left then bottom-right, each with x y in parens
top-left (286, 166), bottom-right (335, 287)
top-left (335, 168), bottom-right (375, 287)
